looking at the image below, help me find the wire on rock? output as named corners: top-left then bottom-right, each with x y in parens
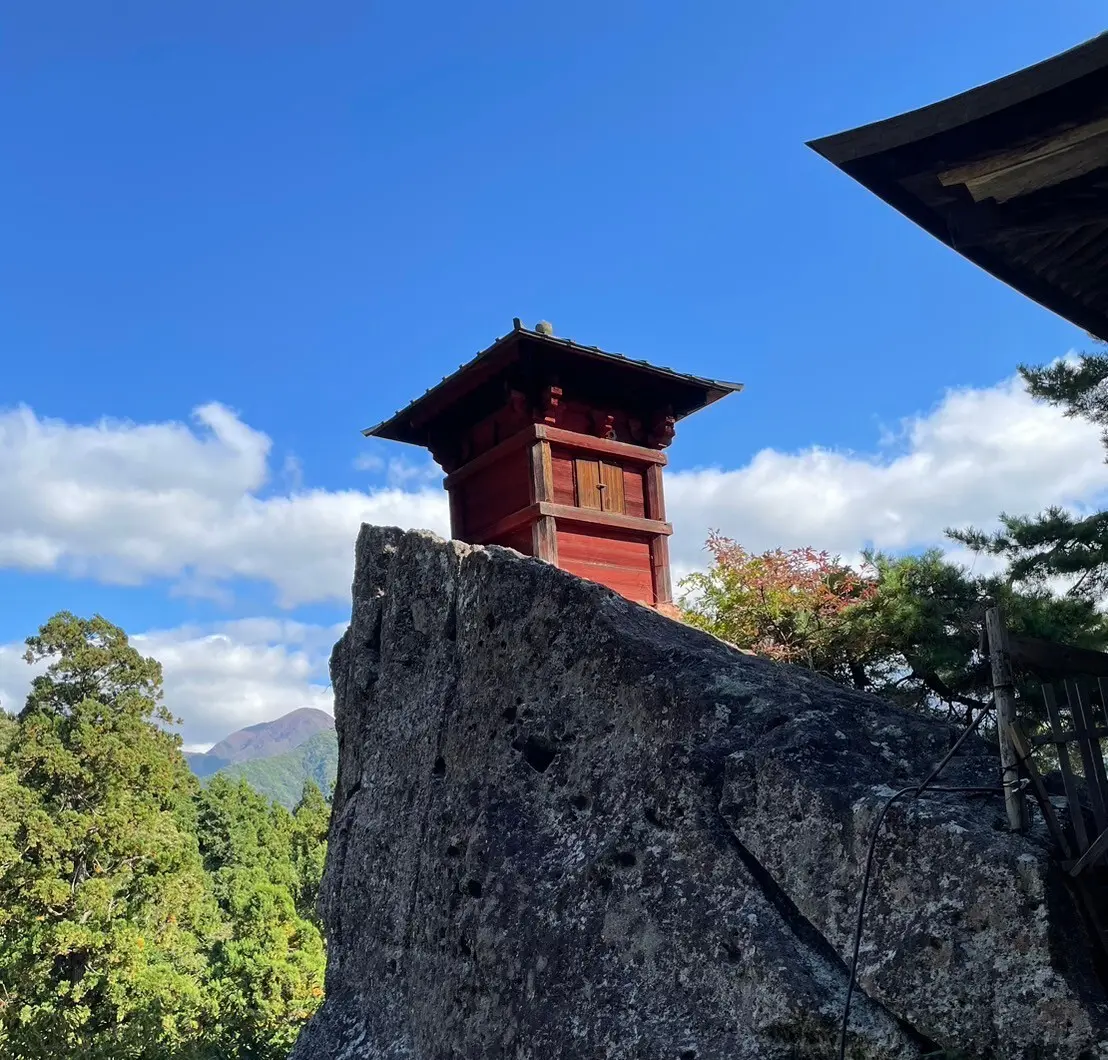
top-left (835, 704), bottom-right (999, 1060)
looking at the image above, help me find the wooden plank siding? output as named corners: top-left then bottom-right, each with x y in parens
top-left (489, 526), bottom-right (534, 556)
top-left (443, 426), bottom-right (537, 489)
top-left (460, 454), bottom-right (532, 539)
top-left (528, 440), bottom-right (553, 503)
top-left (551, 448), bottom-right (576, 506)
top-left (574, 458), bottom-right (604, 510)
top-left (531, 516), bottom-right (558, 563)
top-left (556, 526), bottom-right (655, 605)
top-left (623, 467), bottom-right (645, 519)
top-left (550, 448), bottom-right (645, 517)
top-left (574, 458), bottom-right (627, 514)
top-left (649, 534), bottom-right (673, 605)
top-left (644, 463), bottom-right (666, 522)
top-left (537, 425), bottom-right (667, 465)
top-left (448, 488), bottom-right (466, 539)
top-left (442, 420), bottom-right (672, 609)
top-left (537, 503), bottom-right (670, 537)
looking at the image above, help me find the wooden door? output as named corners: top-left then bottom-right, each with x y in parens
top-left (574, 458), bottom-right (625, 514)
top-left (599, 461), bottom-right (625, 513)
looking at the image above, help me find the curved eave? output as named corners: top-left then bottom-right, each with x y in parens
top-left (807, 32), bottom-right (1108, 343)
top-left (362, 327), bottom-right (743, 444)
top-left (809, 32), bottom-right (1108, 166)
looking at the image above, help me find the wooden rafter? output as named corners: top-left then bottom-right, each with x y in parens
top-left (939, 114), bottom-right (1108, 203)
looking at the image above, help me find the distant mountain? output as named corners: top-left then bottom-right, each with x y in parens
top-left (216, 729), bottom-right (338, 809)
top-left (185, 707), bottom-right (333, 778)
top-left (205, 707), bottom-right (333, 763)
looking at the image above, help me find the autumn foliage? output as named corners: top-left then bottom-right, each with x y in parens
top-left (680, 533), bottom-right (1108, 719)
top-left (681, 533), bottom-right (876, 673)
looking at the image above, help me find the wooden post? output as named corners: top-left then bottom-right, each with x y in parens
top-left (528, 440), bottom-right (553, 504)
top-left (1004, 720), bottom-right (1072, 859)
top-left (986, 606), bottom-right (1030, 831)
top-left (649, 535), bottom-right (673, 606)
top-left (644, 463), bottom-right (667, 522)
top-left (528, 441), bottom-right (558, 563)
top-left (643, 463), bottom-right (673, 606)
top-left (531, 517), bottom-right (559, 564)
top-left (1043, 682), bottom-right (1089, 851)
top-left (447, 486), bottom-right (464, 540)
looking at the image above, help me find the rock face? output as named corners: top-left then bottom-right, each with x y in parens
top-left (292, 526), bottom-right (1108, 1060)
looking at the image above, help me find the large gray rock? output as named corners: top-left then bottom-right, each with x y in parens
top-left (292, 526), bottom-right (1108, 1060)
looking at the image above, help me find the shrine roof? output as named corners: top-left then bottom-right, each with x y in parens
top-left (808, 32), bottom-right (1108, 342)
top-left (363, 322), bottom-right (743, 447)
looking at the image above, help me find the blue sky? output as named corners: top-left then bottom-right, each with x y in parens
top-left (2, 3), bottom-right (1106, 745)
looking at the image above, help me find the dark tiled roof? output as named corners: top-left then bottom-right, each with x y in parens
top-left (363, 323), bottom-right (743, 441)
top-left (808, 33), bottom-right (1108, 342)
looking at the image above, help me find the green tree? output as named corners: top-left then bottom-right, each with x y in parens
top-left (850, 550), bottom-right (1108, 718)
top-left (196, 776), bottom-right (325, 1059)
top-left (214, 729), bottom-right (337, 809)
top-left (951, 345), bottom-right (1108, 597)
top-left (0, 613), bottom-right (332, 1058)
top-left (0, 613), bottom-right (220, 1060)
top-left (196, 775), bottom-right (299, 892)
top-left (681, 540), bottom-right (1108, 718)
top-left (290, 781), bottom-right (330, 927)
top-left (0, 712), bottom-right (16, 755)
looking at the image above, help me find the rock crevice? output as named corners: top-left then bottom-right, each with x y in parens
top-left (293, 526), bottom-right (1108, 1060)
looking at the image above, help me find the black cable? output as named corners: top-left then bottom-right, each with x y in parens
top-left (913, 707), bottom-right (991, 795)
top-left (836, 705), bottom-right (997, 1060)
top-left (836, 784), bottom-right (915, 1060)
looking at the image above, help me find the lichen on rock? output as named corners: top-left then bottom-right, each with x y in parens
top-left (291, 526), bottom-right (1108, 1060)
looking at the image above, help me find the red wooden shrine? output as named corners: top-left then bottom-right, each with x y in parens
top-left (363, 321), bottom-right (742, 608)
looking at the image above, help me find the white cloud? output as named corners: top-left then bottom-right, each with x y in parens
top-left (134, 619), bottom-right (339, 747)
top-left (352, 452), bottom-right (385, 473)
top-left (0, 618), bottom-right (341, 747)
top-left (0, 640), bottom-right (37, 719)
top-left (383, 456), bottom-right (441, 489)
top-left (354, 448), bottom-right (441, 489)
top-left (666, 374), bottom-right (1108, 575)
top-left (3, 373), bottom-right (1105, 740)
top-left (281, 453), bottom-right (304, 491)
top-left (0, 403), bottom-right (449, 606)
top-left (2, 373), bottom-right (1106, 614)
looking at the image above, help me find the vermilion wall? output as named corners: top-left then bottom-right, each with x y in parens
top-left (556, 525), bottom-right (654, 605)
top-left (455, 452), bottom-right (531, 540)
top-left (443, 424), bottom-right (671, 607)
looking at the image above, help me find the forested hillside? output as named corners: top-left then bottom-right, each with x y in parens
top-left (216, 728), bottom-right (338, 808)
top-left (185, 708), bottom-right (334, 780)
top-left (0, 613), bottom-right (331, 1060)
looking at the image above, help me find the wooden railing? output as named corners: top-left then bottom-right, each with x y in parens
top-left (988, 606), bottom-right (1108, 876)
